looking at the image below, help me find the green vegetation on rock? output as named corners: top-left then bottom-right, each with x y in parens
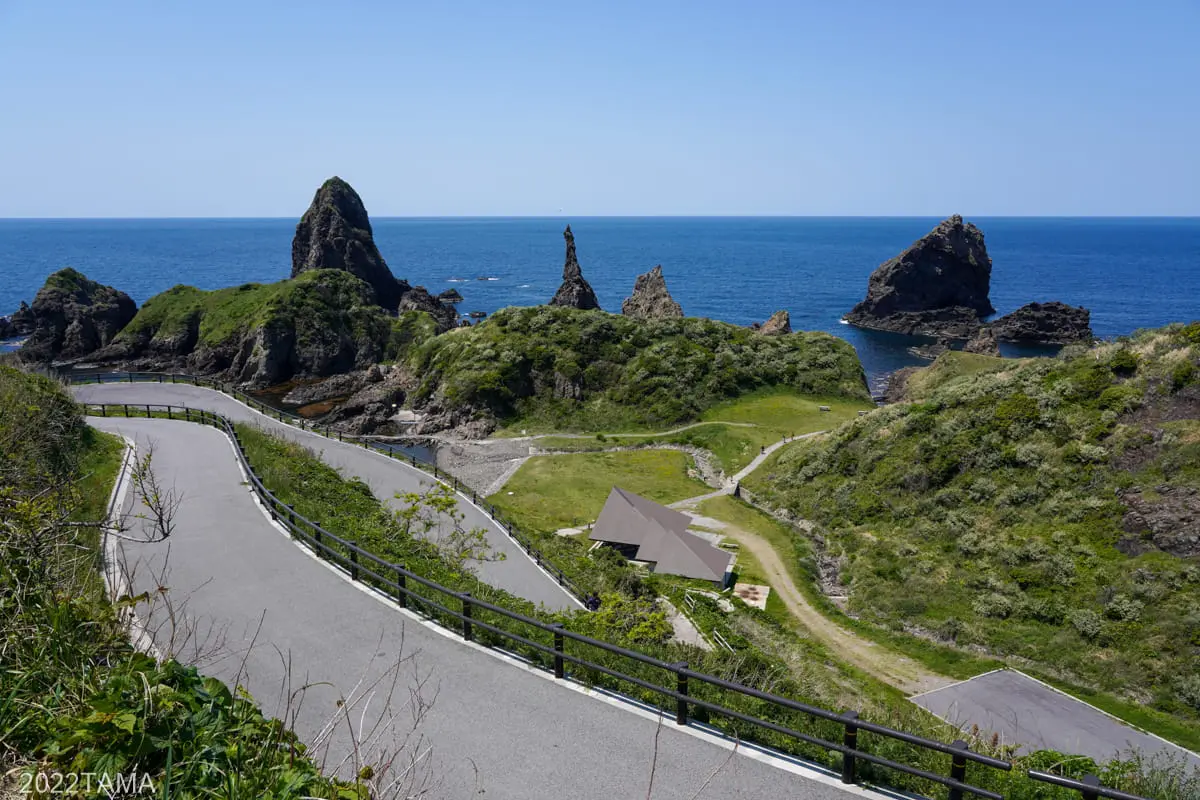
top-left (403, 305), bottom-right (869, 432)
top-left (745, 324), bottom-right (1200, 741)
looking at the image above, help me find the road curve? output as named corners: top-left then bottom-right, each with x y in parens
top-left (73, 382), bottom-right (578, 612)
top-left (90, 415), bottom-right (861, 800)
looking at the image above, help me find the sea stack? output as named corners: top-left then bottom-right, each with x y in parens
top-left (622, 265), bottom-right (683, 319)
top-left (291, 177), bottom-right (410, 310)
top-left (990, 302), bottom-right (1093, 344)
top-left (844, 215), bottom-right (993, 337)
top-left (399, 285), bottom-right (459, 333)
top-left (549, 225), bottom-right (600, 310)
top-left (20, 268), bottom-right (137, 361)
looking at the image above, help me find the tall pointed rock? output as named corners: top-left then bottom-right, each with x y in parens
top-left (549, 225), bottom-right (599, 310)
top-left (291, 177), bottom-right (410, 310)
top-left (622, 265), bottom-right (683, 319)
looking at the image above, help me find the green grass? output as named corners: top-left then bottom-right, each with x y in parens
top-left (743, 325), bottom-right (1200, 740)
top-left (518, 390), bottom-right (874, 475)
top-left (900, 350), bottom-right (1011, 400)
top-left (488, 449), bottom-right (710, 533)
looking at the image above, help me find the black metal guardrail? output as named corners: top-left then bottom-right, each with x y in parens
top-left (67, 371), bottom-right (584, 602)
top-left (79, 395), bottom-right (1155, 800)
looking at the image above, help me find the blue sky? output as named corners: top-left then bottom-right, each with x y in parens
top-left (1, 1), bottom-right (1197, 217)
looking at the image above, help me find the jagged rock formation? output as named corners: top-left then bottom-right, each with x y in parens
top-left (990, 302), bottom-right (1092, 344)
top-left (882, 367), bottom-right (920, 403)
top-left (10, 301), bottom-right (35, 334)
top-left (438, 289), bottom-right (464, 304)
top-left (0, 317), bottom-right (10, 340)
top-left (399, 286), bottom-right (459, 332)
top-left (963, 326), bottom-right (1002, 356)
top-left (549, 226), bottom-right (599, 310)
top-left (291, 177), bottom-right (410, 310)
top-left (621, 265), bottom-right (683, 319)
top-left (19, 269), bottom-right (137, 362)
top-left (844, 215), bottom-right (994, 336)
top-left (1120, 485), bottom-right (1200, 558)
top-left (757, 310), bottom-right (792, 336)
top-left (282, 365), bottom-right (386, 407)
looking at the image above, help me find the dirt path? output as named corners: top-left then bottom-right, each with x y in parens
top-left (722, 525), bottom-right (952, 696)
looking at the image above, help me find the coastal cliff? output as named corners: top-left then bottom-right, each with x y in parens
top-left (19, 269), bottom-right (137, 362)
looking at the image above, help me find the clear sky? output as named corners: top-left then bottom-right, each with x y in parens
top-left (1, 1), bottom-right (1197, 217)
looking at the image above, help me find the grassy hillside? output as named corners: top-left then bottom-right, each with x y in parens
top-left (745, 324), bottom-right (1200, 734)
top-left (114, 269), bottom-right (394, 352)
top-left (402, 305), bottom-right (869, 431)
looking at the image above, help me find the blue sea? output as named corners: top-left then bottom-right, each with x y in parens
top-left (3, 217), bottom-right (1198, 392)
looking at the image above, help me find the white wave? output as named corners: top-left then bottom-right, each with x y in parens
top-left (477, 276), bottom-right (500, 281)
top-left (838, 318), bottom-right (849, 325)
top-left (447, 278), bottom-right (467, 283)
top-left (518, 284), bottom-right (532, 288)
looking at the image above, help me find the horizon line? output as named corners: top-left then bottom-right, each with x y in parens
top-left (3, 214), bottom-right (1199, 222)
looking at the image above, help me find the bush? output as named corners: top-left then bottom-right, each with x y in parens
top-left (972, 593), bottom-right (1014, 619)
top-left (1108, 349), bottom-right (1139, 376)
top-left (1070, 609), bottom-right (1103, 640)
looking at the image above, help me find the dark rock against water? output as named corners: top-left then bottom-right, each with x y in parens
top-left (963, 326), bottom-right (1002, 356)
top-left (757, 310), bottom-right (792, 336)
top-left (990, 301), bottom-right (1093, 344)
top-left (399, 285), bottom-right (459, 333)
top-left (845, 215), bottom-right (994, 336)
top-left (549, 225), bottom-right (600, 310)
top-left (3, 301), bottom-right (36, 338)
top-left (291, 177), bottom-right (410, 310)
top-left (438, 289), bottom-right (464, 304)
top-left (907, 336), bottom-right (952, 360)
top-left (621, 265), bottom-right (683, 319)
top-left (20, 269), bottom-right (137, 361)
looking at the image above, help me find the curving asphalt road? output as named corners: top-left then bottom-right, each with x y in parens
top-left (73, 382), bottom-right (579, 613)
top-left (89, 415), bottom-right (862, 800)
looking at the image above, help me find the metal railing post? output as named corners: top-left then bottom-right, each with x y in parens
top-left (350, 547), bottom-right (359, 581)
top-left (287, 504), bottom-right (295, 529)
top-left (841, 710), bottom-right (859, 784)
top-left (1081, 775), bottom-right (1101, 800)
top-left (185, 407), bottom-right (190, 422)
top-left (157, 374), bottom-right (162, 383)
top-left (674, 662), bottom-right (688, 725)
top-left (948, 739), bottom-right (968, 800)
top-left (145, 404), bottom-right (151, 418)
top-left (123, 404), bottom-right (129, 417)
top-left (127, 372), bottom-right (133, 383)
top-left (396, 565), bottom-right (407, 609)
top-left (461, 593), bottom-right (473, 641)
top-left (553, 623), bottom-right (565, 678)
top-left (313, 523), bottom-right (322, 550)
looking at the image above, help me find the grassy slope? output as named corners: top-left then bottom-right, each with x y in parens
top-left (744, 324), bottom-right (1200, 746)
top-left (489, 449), bottom-right (710, 532)
top-left (406, 305), bottom-right (870, 432)
top-left (526, 390), bottom-right (874, 474)
top-left (114, 269), bottom-right (396, 352)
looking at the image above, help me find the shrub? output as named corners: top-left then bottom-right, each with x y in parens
top-left (1070, 609), bottom-right (1103, 640)
top-left (972, 593), bottom-right (1014, 619)
top-left (1104, 594), bottom-right (1144, 623)
top-left (1108, 349), bottom-right (1139, 376)
top-left (1177, 674), bottom-right (1200, 712)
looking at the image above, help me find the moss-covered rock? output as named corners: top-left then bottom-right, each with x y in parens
top-left (399, 305), bottom-right (869, 435)
top-left (101, 270), bottom-right (396, 386)
top-left (20, 268), bottom-right (137, 362)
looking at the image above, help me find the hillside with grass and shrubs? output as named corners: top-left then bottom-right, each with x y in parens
top-left (745, 324), bottom-right (1200, 740)
top-left (0, 366), bottom-right (376, 798)
top-left (398, 305), bottom-right (870, 433)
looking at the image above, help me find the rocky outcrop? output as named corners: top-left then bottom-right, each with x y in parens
top-left (990, 302), bottom-right (1092, 344)
top-left (399, 286), bottom-right (459, 333)
top-left (549, 225), bottom-right (599, 310)
top-left (1119, 485), bottom-right (1200, 558)
top-left (10, 301), bottom-right (35, 335)
top-left (621, 265), bottom-right (682, 319)
top-left (20, 269), bottom-right (137, 362)
top-left (963, 326), bottom-right (1002, 356)
top-left (845, 215), bottom-right (994, 336)
top-left (757, 310), bottom-right (791, 336)
top-left (282, 365), bottom-right (386, 407)
top-left (906, 337), bottom-right (952, 360)
top-left (291, 177), bottom-right (410, 310)
top-left (438, 289), bottom-right (464, 304)
top-left (882, 367), bottom-right (920, 403)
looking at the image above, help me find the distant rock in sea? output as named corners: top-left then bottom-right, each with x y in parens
top-left (844, 214), bottom-right (994, 337)
top-left (622, 265), bottom-right (682, 319)
top-left (991, 301), bottom-right (1093, 344)
top-left (438, 289), bottom-right (464, 304)
top-left (906, 336), bottom-right (952, 360)
top-left (753, 310), bottom-right (792, 335)
top-left (963, 326), bottom-right (1002, 356)
top-left (549, 225), bottom-right (600, 310)
top-left (20, 268), bottom-right (137, 362)
top-left (291, 176), bottom-right (411, 310)
top-left (399, 285), bottom-right (459, 333)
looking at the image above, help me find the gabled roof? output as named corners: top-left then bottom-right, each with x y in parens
top-left (589, 488), bottom-right (732, 582)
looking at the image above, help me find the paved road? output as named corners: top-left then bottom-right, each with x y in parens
top-left (912, 670), bottom-right (1200, 770)
top-left (73, 382), bottom-right (578, 612)
top-left (91, 416), bottom-right (865, 800)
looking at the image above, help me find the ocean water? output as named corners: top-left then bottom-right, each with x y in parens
top-left (3, 217), bottom-right (1198, 391)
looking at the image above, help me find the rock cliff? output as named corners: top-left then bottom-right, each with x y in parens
top-left (844, 215), bottom-right (994, 336)
top-left (549, 226), bottom-right (600, 310)
top-left (398, 285), bottom-right (459, 333)
top-left (291, 177), bottom-right (410, 310)
top-left (19, 269), bottom-right (137, 362)
top-left (621, 265), bottom-right (683, 319)
top-left (990, 302), bottom-right (1093, 344)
